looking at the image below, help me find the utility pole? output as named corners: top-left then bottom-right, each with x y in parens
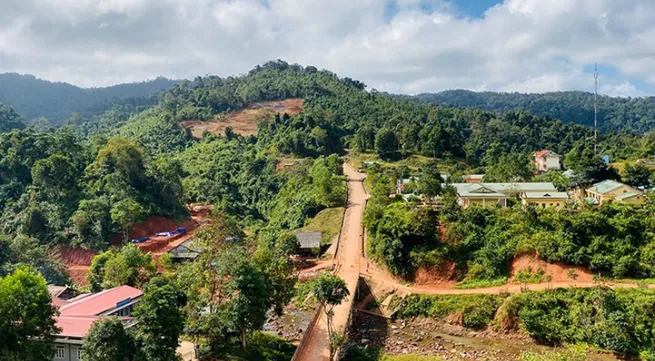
top-left (594, 63), bottom-right (598, 155)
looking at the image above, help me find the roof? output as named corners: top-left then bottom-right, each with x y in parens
top-left (589, 180), bottom-right (629, 194)
top-left (59, 285), bottom-right (143, 317)
top-left (455, 184), bottom-right (507, 198)
top-left (295, 232), bottom-right (321, 249)
top-left (535, 150), bottom-right (560, 157)
top-left (451, 182), bottom-right (557, 196)
top-left (56, 316), bottom-right (102, 338)
top-left (615, 192), bottom-right (642, 201)
top-left (523, 192), bottom-right (569, 199)
top-left (169, 239), bottom-right (202, 259)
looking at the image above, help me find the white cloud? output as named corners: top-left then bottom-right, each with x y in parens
top-left (2, 0), bottom-right (655, 95)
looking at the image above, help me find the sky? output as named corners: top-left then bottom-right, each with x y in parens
top-left (2, 0), bottom-right (655, 96)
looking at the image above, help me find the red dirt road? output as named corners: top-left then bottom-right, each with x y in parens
top-left (294, 164), bottom-right (366, 361)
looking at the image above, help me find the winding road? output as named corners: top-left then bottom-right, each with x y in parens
top-left (293, 164), bottom-right (650, 361)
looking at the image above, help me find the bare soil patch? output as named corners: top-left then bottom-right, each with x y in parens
top-left (412, 261), bottom-right (458, 287)
top-left (181, 98), bottom-right (304, 138)
top-left (509, 254), bottom-right (594, 283)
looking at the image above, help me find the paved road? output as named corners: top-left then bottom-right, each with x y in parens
top-left (293, 164), bottom-right (366, 361)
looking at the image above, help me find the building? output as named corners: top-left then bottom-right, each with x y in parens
top-left (534, 150), bottom-right (561, 172)
top-left (168, 239), bottom-right (202, 262)
top-left (585, 180), bottom-right (643, 205)
top-left (51, 285), bottom-right (143, 361)
top-left (294, 232), bottom-right (322, 255)
top-left (521, 192), bottom-right (569, 208)
top-left (396, 177), bottom-right (419, 195)
top-left (450, 182), bottom-right (558, 208)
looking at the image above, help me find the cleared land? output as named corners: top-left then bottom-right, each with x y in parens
top-left (181, 98), bottom-right (304, 138)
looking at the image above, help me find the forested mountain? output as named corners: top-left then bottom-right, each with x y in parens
top-left (0, 73), bottom-right (178, 126)
top-left (412, 89), bottom-right (655, 133)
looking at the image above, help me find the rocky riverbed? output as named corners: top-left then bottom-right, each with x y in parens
top-left (348, 311), bottom-right (623, 361)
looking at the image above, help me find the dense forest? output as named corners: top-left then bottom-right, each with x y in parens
top-left (413, 89), bottom-right (655, 133)
top-left (0, 73), bottom-right (177, 126)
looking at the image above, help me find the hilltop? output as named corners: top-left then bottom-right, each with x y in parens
top-left (412, 89), bottom-right (655, 133)
top-left (0, 73), bottom-right (178, 125)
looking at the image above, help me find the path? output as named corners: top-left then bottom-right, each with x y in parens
top-left (293, 164), bottom-right (366, 361)
top-left (293, 165), bottom-right (651, 360)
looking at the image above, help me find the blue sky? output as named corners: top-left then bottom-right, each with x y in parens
top-left (2, 0), bottom-right (655, 97)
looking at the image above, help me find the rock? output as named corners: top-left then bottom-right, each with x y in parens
top-left (361, 338), bottom-right (370, 345)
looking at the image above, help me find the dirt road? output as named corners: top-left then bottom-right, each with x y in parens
top-left (293, 164), bottom-right (366, 361)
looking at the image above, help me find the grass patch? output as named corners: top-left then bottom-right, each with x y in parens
top-left (296, 207), bottom-right (345, 245)
top-left (513, 267), bottom-right (545, 284)
top-left (455, 277), bottom-right (508, 289)
top-left (613, 278), bottom-right (655, 285)
top-left (395, 294), bottom-right (507, 330)
top-left (293, 278), bottom-right (319, 308)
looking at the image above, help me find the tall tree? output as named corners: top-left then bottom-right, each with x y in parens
top-left (82, 318), bottom-right (136, 361)
top-left (375, 128), bottom-right (397, 160)
top-left (418, 161), bottom-right (443, 198)
top-left (313, 273), bottom-right (349, 359)
top-left (0, 105), bottom-right (25, 133)
top-left (110, 198), bottom-right (146, 241)
top-left (0, 266), bottom-right (59, 361)
top-left (623, 162), bottom-right (653, 188)
top-left (133, 280), bottom-right (184, 361)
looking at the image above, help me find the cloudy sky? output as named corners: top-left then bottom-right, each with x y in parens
top-left (2, 0), bottom-right (655, 96)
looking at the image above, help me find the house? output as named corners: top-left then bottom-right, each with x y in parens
top-left (585, 180), bottom-right (643, 205)
top-left (396, 177), bottom-right (419, 195)
top-left (294, 232), bottom-right (322, 255)
top-left (534, 150), bottom-right (561, 172)
top-left (168, 239), bottom-right (202, 262)
top-left (522, 192), bottom-right (569, 208)
top-left (51, 285), bottom-right (143, 361)
top-left (450, 182), bottom-right (558, 208)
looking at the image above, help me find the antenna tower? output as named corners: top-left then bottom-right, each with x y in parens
top-left (594, 63), bottom-right (598, 154)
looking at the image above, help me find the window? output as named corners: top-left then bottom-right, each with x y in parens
top-left (55, 346), bottom-right (65, 359)
top-left (77, 347), bottom-right (83, 360)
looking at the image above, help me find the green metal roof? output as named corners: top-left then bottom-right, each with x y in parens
top-left (614, 192), bottom-right (642, 201)
top-left (523, 192), bottom-right (569, 199)
top-left (589, 180), bottom-right (626, 194)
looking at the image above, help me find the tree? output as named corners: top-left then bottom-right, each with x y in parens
top-left (375, 128), bottom-right (397, 160)
top-left (313, 273), bottom-right (349, 359)
top-left (87, 245), bottom-right (155, 291)
top-left (133, 280), bottom-right (184, 361)
top-left (484, 153), bottom-right (534, 182)
top-left (565, 141), bottom-right (618, 186)
top-left (0, 105), bottom-right (25, 132)
top-left (0, 266), bottom-right (59, 361)
top-left (31, 154), bottom-right (79, 202)
top-left (623, 162), bottom-right (653, 188)
top-left (417, 161), bottom-right (443, 198)
top-left (110, 198), bottom-right (146, 241)
top-left (82, 318), bottom-right (136, 361)
top-left (223, 256), bottom-right (271, 352)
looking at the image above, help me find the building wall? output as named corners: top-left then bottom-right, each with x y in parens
top-left (53, 342), bottom-right (83, 361)
top-left (616, 195), bottom-right (644, 205)
top-left (587, 184), bottom-right (640, 204)
top-left (522, 199), bottom-right (566, 208)
top-left (545, 156), bottom-right (560, 170)
top-left (463, 197), bottom-right (506, 208)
